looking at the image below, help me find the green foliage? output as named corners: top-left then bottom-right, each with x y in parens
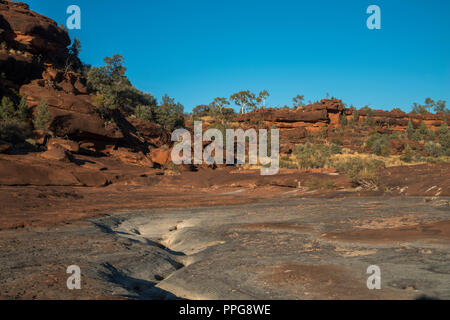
top-left (87, 54), bottom-right (156, 114)
top-left (333, 157), bottom-right (385, 187)
top-left (433, 100), bottom-right (448, 114)
top-left (64, 38), bottom-right (83, 73)
top-left (209, 97), bottom-right (230, 123)
top-left (0, 97), bottom-right (16, 120)
top-left (192, 105), bottom-right (210, 118)
top-left (362, 107), bottom-right (374, 127)
top-left (424, 142), bottom-right (443, 158)
top-left (16, 97), bottom-right (29, 122)
top-left (230, 91), bottom-right (256, 113)
top-left (339, 113), bottom-right (348, 125)
top-left (349, 109), bottom-right (359, 126)
top-left (154, 94), bottom-right (184, 131)
top-left (366, 133), bottom-right (391, 156)
top-left (400, 144), bottom-right (414, 162)
top-left (304, 178), bottom-right (335, 190)
top-left (33, 100), bottom-right (52, 131)
top-left (406, 120), bottom-right (414, 139)
top-left (412, 121), bottom-right (436, 141)
top-left (257, 90), bottom-right (270, 108)
top-left (411, 98), bottom-right (448, 114)
top-left (292, 94), bottom-right (305, 108)
top-left (330, 143), bottom-right (342, 154)
top-left (438, 122), bottom-right (450, 155)
top-left (134, 105), bottom-right (153, 122)
top-left (0, 118), bottom-right (29, 143)
top-left (294, 143), bottom-right (340, 169)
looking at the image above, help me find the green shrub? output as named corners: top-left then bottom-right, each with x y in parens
top-left (366, 134), bottom-right (391, 156)
top-left (280, 159), bottom-right (298, 169)
top-left (400, 144), bottom-right (414, 162)
top-left (295, 143), bottom-right (333, 169)
top-left (0, 118), bottom-right (29, 143)
top-left (16, 97), bottom-right (29, 122)
top-left (411, 121), bottom-right (436, 141)
top-left (339, 113), bottom-right (348, 125)
top-left (438, 122), bottom-right (450, 155)
top-left (424, 142), bottom-right (443, 158)
top-left (33, 100), bottom-right (52, 131)
top-left (406, 120), bottom-right (414, 139)
top-left (333, 157), bottom-right (385, 188)
top-left (330, 143), bottom-right (342, 155)
top-left (0, 97), bottom-right (16, 120)
top-left (134, 105), bottom-right (153, 122)
top-left (304, 178), bottom-right (335, 190)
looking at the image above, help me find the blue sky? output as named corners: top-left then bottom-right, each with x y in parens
top-left (26, 0), bottom-right (449, 112)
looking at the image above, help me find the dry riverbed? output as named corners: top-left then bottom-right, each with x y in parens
top-left (0, 196), bottom-right (449, 300)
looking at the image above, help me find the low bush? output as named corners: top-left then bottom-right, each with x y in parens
top-left (332, 157), bottom-right (385, 189)
top-left (295, 143), bottom-right (340, 169)
top-left (33, 100), bottom-right (52, 131)
top-left (365, 134), bottom-right (391, 156)
top-left (0, 118), bottom-right (29, 143)
top-left (424, 142), bottom-right (443, 157)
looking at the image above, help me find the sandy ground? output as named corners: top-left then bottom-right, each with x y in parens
top-left (0, 195), bottom-right (449, 300)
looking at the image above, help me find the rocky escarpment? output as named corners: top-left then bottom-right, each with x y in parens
top-left (237, 98), bottom-right (450, 152)
top-left (0, 0), bottom-right (171, 170)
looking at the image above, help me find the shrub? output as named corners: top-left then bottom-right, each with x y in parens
top-left (351, 109), bottom-right (359, 125)
top-left (295, 143), bottom-right (334, 169)
top-left (400, 144), bottom-right (414, 162)
top-left (304, 178), bottom-right (335, 190)
top-left (366, 134), bottom-right (391, 156)
top-left (0, 118), bottom-right (29, 143)
top-left (406, 120), bottom-right (414, 139)
top-left (16, 97), bottom-right (29, 122)
top-left (333, 157), bottom-right (385, 188)
top-left (280, 159), bottom-right (298, 169)
top-left (412, 121), bottom-right (436, 141)
top-left (330, 143), bottom-right (342, 155)
top-left (424, 142), bottom-right (443, 157)
top-left (154, 94), bottom-right (184, 131)
top-left (339, 113), bottom-right (348, 125)
top-left (134, 105), bottom-right (153, 122)
top-left (0, 97), bottom-right (16, 120)
top-left (438, 123), bottom-right (450, 155)
top-left (33, 100), bottom-right (52, 131)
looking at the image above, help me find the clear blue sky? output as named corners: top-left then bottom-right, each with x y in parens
top-left (26, 0), bottom-right (449, 112)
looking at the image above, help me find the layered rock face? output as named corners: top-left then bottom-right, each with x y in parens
top-left (0, 0), bottom-right (170, 165)
top-left (237, 98), bottom-right (450, 152)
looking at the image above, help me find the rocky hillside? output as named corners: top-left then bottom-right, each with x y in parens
top-left (0, 0), bottom-right (172, 165)
top-left (0, 0), bottom-right (449, 187)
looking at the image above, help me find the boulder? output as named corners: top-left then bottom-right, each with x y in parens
top-left (39, 147), bottom-right (71, 162)
top-left (150, 147), bottom-right (171, 166)
top-left (110, 147), bottom-right (154, 167)
top-left (47, 137), bottom-right (79, 153)
top-left (127, 117), bottom-right (171, 148)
